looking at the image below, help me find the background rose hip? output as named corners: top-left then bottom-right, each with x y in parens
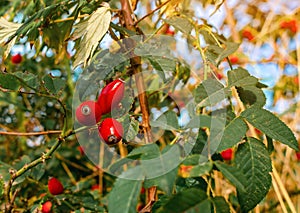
top-left (97, 79), bottom-right (125, 114)
top-left (11, 53), bottom-right (22, 64)
top-left (48, 177), bottom-right (64, 195)
top-left (221, 148), bottom-right (233, 161)
top-left (41, 201), bottom-right (52, 213)
top-left (75, 100), bottom-right (101, 126)
top-left (98, 118), bottom-right (123, 145)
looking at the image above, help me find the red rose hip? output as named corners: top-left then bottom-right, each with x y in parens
top-left (11, 53), bottom-right (22, 64)
top-left (97, 79), bottom-right (125, 114)
top-left (221, 148), bottom-right (233, 161)
top-left (48, 177), bottom-right (64, 195)
top-left (75, 100), bottom-right (101, 126)
top-left (98, 118), bottom-right (123, 145)
top-left (42, 201), bottom-right (52, 213)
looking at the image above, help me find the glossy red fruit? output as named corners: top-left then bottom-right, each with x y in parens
top-left (75, 100), bottom-right (102, 126)
top-left (242, 30), bottom-right (254, 41)
top-left (216, 73), bottom-right (223, 80)
top-left (98, 118), bottom-right (123, 145)
top-left (11, 53), bottom-right (22, 64)
top-left (48, 177), bottom-right (64, 195)
top-left (42, 201), bottom-right (52, 213)
top-left (97, 79), bottom-right (125, 115)
top-left (221, 148), bottom-right (233, 161)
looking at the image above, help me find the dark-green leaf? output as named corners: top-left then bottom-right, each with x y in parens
top-left (214, 161), bottom-right (247, 192)
top-left (43, 74), bottom-right (66, 95)
top-left (158, 188), bottom-right (207, 213)
top-left (241, 106), bottom-right (298, 151)
top-left (234, 138), bottom-right (272, 212)
top-left (108, 167), bottom-right (143, 213)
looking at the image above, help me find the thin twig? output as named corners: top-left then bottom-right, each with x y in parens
top-left (0, 130), bottom-right (62, 136)
top-left (134, 0), bottom-right (172, 26)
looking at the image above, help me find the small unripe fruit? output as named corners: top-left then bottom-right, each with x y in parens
top-left (98, 118), bottom-right (123, 145)
top-left (48, 177), bottom-right (64, 195)
top-left (75, 100), bottom-right (102, 126)
top-left (221, 148), bottom-right (233, 161)
top-left (97, 79), bottom-right (125, 115)
top-left (11, 53), bottom-right (22, 64)
top-left (42, 201), bottom-right (52, 213)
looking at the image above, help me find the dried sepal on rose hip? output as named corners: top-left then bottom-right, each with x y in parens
top-left (98, 118), bottom-right (124, 145)
top-left (97, 78), bottom-right (125, 115)
top-left (75, 100), bottom-right (102, 126)
top-left (48, 177), bottom-right (64, 195)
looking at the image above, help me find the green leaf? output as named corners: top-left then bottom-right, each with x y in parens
top-left (14, 72), bottom-right (39, 89)
top-left (72, 5), bottom-right (111, 67)
top-left (108, 167), bottom-right (143, 213)
top-left (186, 198), bottom-right (211, 213)
top-left (76, 78), bottom-right (99, 102)
top-left (227, 67), bottom-right (259, 87)
top-left (151, 110), bottom-right (179, 130)
top-left (142, 145), bottom-right (181, 180)
top-left (122, 116), bottom-right (139, 141)
top-left (234, 138), bottom-right (272, 212)
top-left (158, 188), bottom-right (207, 213)
top-left (194, 79), bottom-right (230, 107)
top-left (211, 196), bottom-right (231, 213)
top-left (241, 106), bottom-right (298, 151)
top-left (0, 73), bottom-right (20, 90)
top-left (29, 163), bottom-right (45, 181)
top-left (147, 56), bottom-right (176, 72)
top-left (188, 161), bottom-right (213, 177)
top-left (214, 161), bottom-right (247, 192)
top-left (0, 177), bottom-right (4, 198)
top-left (43, 75), bottom-right (66, 95)
top-left (216, 42), bottom-right (240, 65)
top-left (236, 86), bottom-right (266, 107)
top-left (164, 16), bottom-right (193, 34)
top-left (215, 116), bottom-right (248, 152)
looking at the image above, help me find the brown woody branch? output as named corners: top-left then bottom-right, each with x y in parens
top-left (120, 0), bottom-right (156, 211)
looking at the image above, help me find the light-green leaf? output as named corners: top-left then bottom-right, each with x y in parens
top-left (234, 138), bottom-right (272, 212)
top-left (72, 5), bottom-right (111, 68)
top-left (151, 110), bottom-right (179, 130)
top-left (0, 17), bottom-right (21, 58)
top-left (227, 67), bottom-right (259, 87)
top-left (194, 79), bottom-right (230, 107)
top-left (164, 16), bottom-right (193, 34)
top-left (241, 106), bottom-right (298, 151)
top-left (214, 161), bottom-right (247, 192)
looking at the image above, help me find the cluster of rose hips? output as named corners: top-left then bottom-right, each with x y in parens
top-left (75, 78), bottom-right (125, 145)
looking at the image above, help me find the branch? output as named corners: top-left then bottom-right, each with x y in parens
top-left (120, 0), bottom-right (156, 210)
top-left (0, 130), bottom-right (62, 136)
top-left (134, 0), bottom-right (172, 26)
